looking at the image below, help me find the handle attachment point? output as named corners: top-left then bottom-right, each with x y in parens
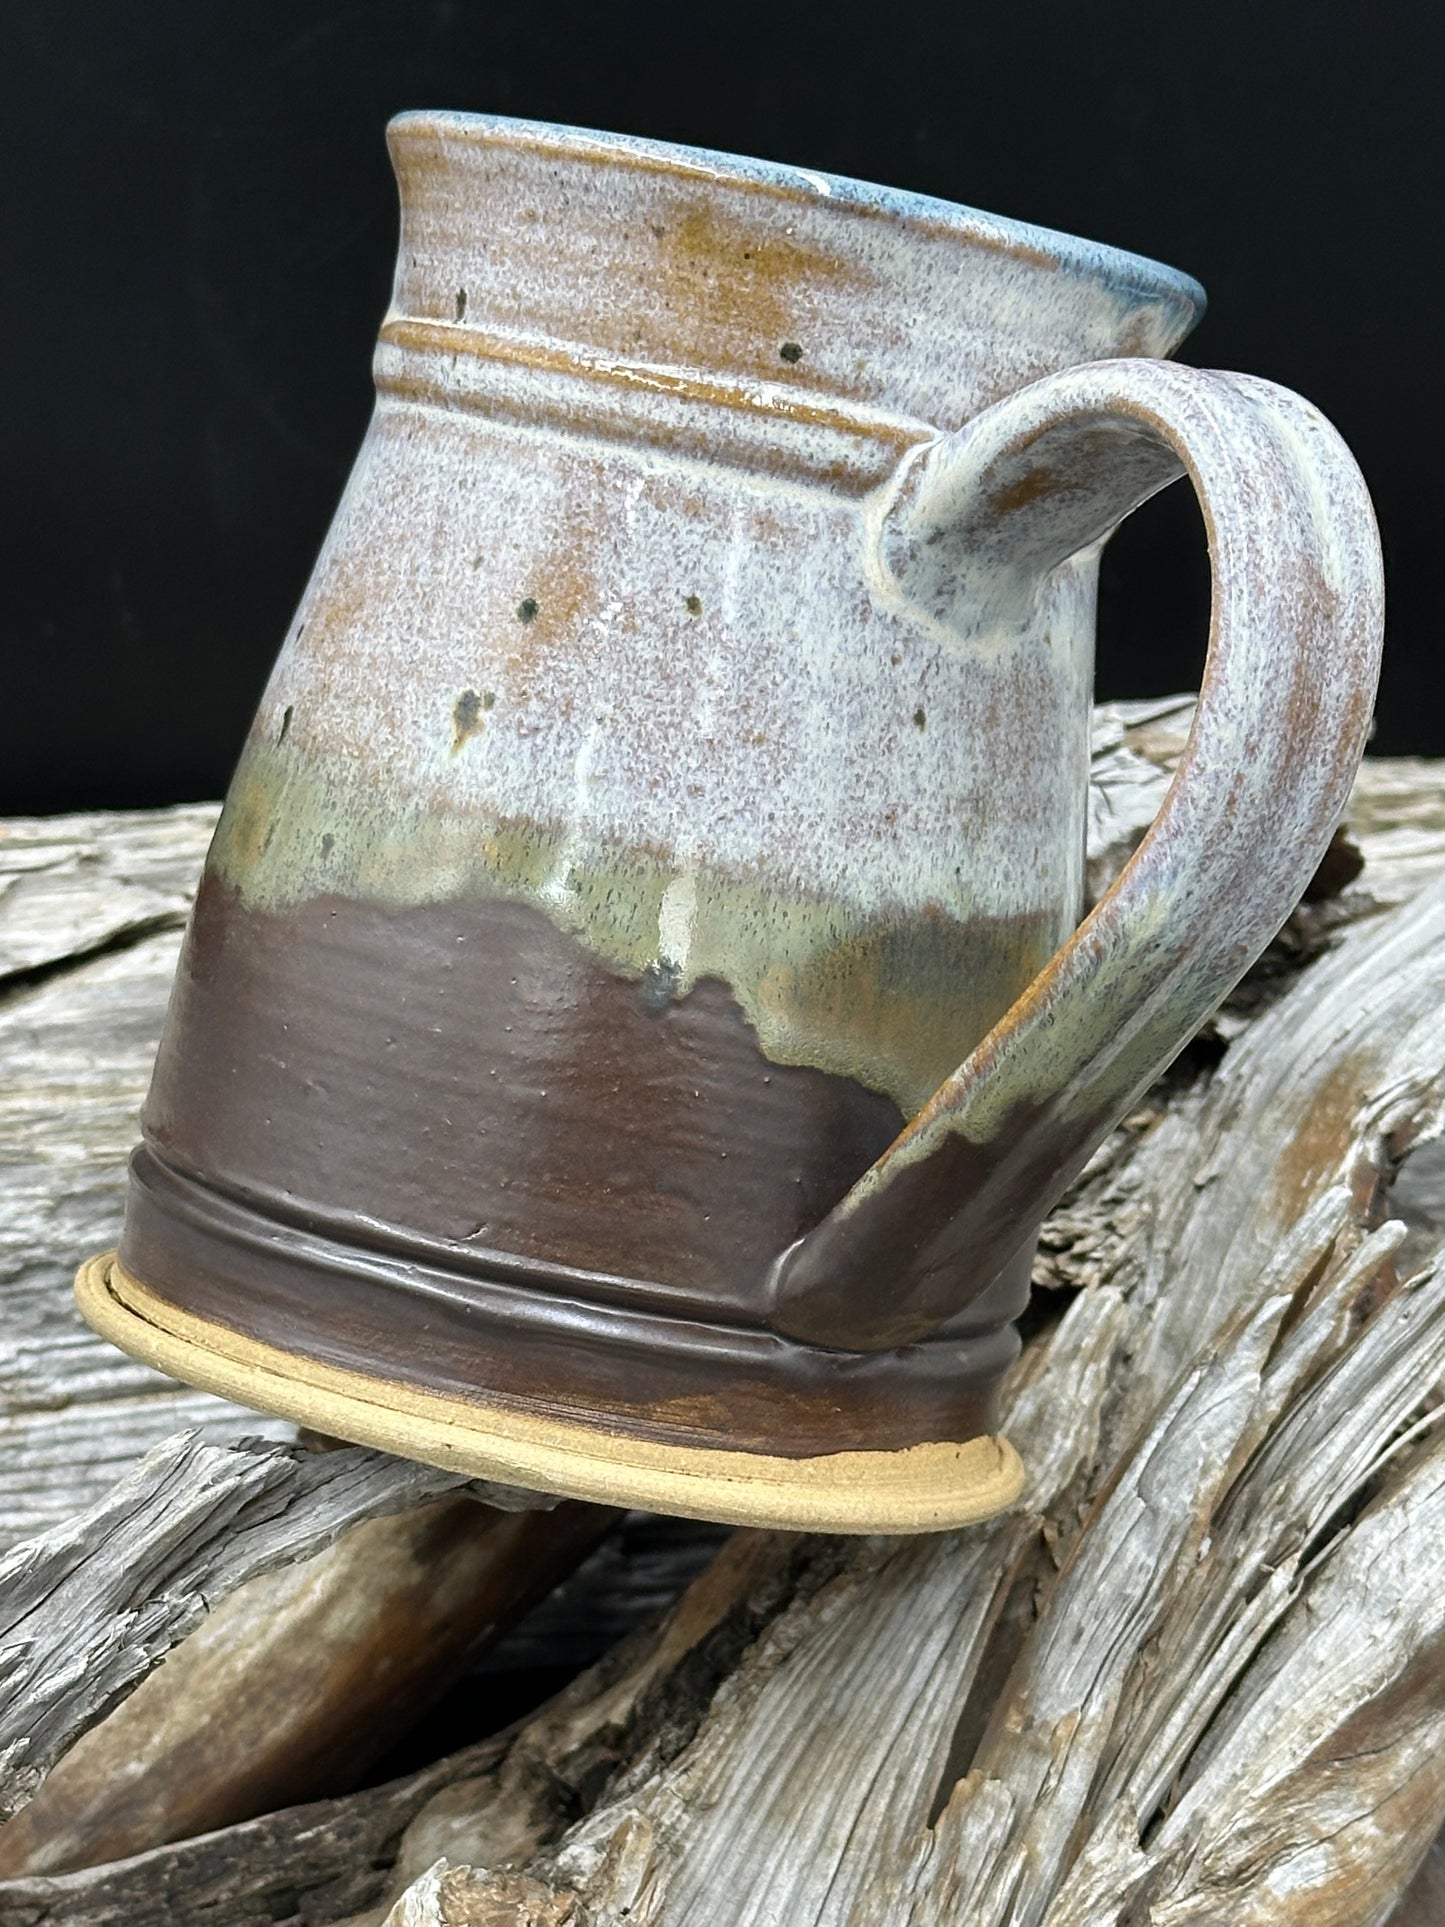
top-left (771, 360), bottom-right (1384, 1353)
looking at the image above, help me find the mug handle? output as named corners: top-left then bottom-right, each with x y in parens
top-left (768, 358), bottom-right (1384, 1352)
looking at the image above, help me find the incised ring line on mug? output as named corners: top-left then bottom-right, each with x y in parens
top-left (77, 112), bottom-right (1385, 1533)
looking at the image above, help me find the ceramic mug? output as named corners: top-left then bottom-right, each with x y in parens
top-left (79, 113), bottom-right (1383, 1532)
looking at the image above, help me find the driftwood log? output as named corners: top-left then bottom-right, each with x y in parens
top-left (2, 698), bottom-right (1445, 1923)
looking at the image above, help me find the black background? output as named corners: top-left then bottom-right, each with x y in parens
top-left (4, 0), bottom-right (1439, 814)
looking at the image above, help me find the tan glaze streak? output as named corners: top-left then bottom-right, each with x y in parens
top-left (493, 501), bottom-right (600, 693)
top-left (646, 194), bottom-right (866, 388)
top-left (388, 136), bottom-right (879, 401)
top-left (395, 116), bottom-right (1062, 271)
top-left (386, 114), bottom-right (1202, 438)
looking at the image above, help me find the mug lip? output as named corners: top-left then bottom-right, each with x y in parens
top-left (388, 108), bottom-right (1207, 329)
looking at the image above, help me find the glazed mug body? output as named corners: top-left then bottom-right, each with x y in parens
top-left (83, 114), bottom-right (1382, 1529)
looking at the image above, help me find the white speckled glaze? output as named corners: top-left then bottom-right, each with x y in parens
top-left (217, 114), bottom-right (1211, 1116)
top-left (139, 113), bottom-right (1384, 1358)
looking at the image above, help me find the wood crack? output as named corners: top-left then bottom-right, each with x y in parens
top-left (0, 913), bottom-right (187, 1014)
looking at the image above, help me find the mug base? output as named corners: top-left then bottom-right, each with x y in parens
top-left (76, 1252), bottom-right (1026, 1535)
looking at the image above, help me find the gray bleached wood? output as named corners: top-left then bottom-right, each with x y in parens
top-left (364, 748), bottom-right (1445, 1923)
top-left (0, 1434), bottom-right (475, 1821)
top-left (0, 1527), bottom-right (810, 1925)
top-left (2, 713), bottom-right (1445, 1923)
top-left (0, 1489), bottom-right (616, 1880)
top-left (0, 804), bottom-right (286, 1547)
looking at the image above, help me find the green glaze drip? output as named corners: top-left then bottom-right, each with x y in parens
top-left (211, 737), bottom-right (1067, 1117)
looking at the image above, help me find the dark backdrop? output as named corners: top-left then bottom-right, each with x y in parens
top-left (3, 0), bottom-right (1439, 814)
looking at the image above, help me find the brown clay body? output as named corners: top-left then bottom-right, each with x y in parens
top-left (80, 113), bottom-right (1384, 1530)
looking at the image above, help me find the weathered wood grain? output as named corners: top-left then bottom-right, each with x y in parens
top-left (0, 1433), bottom-right (478, 1821)
top-left (2, 722), bottom-right (1444, 1924)
top-left (0, 1737), bottom-right (504, 1927)
top-left (359, 783), bottom-right (1445, 1921)
top-left (0, 1527), bottom-right (809, 1926)
top-left (0, 1492), bottom-right (618, 1879)
top-left (0, 804), bottom-right (280, 1547)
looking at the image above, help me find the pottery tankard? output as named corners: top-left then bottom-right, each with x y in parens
top-left (79, 113), bottom-right (1384, 1531)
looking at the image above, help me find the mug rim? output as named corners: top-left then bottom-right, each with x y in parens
top-left (387, 107), bottom-right (1208, 327)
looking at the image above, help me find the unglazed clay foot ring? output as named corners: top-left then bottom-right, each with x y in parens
top-left (76, 1253), bottom-right (1026, 1535)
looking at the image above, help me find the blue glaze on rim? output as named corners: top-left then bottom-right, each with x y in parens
top-left (389, 110), bottom-right (1208, 328)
